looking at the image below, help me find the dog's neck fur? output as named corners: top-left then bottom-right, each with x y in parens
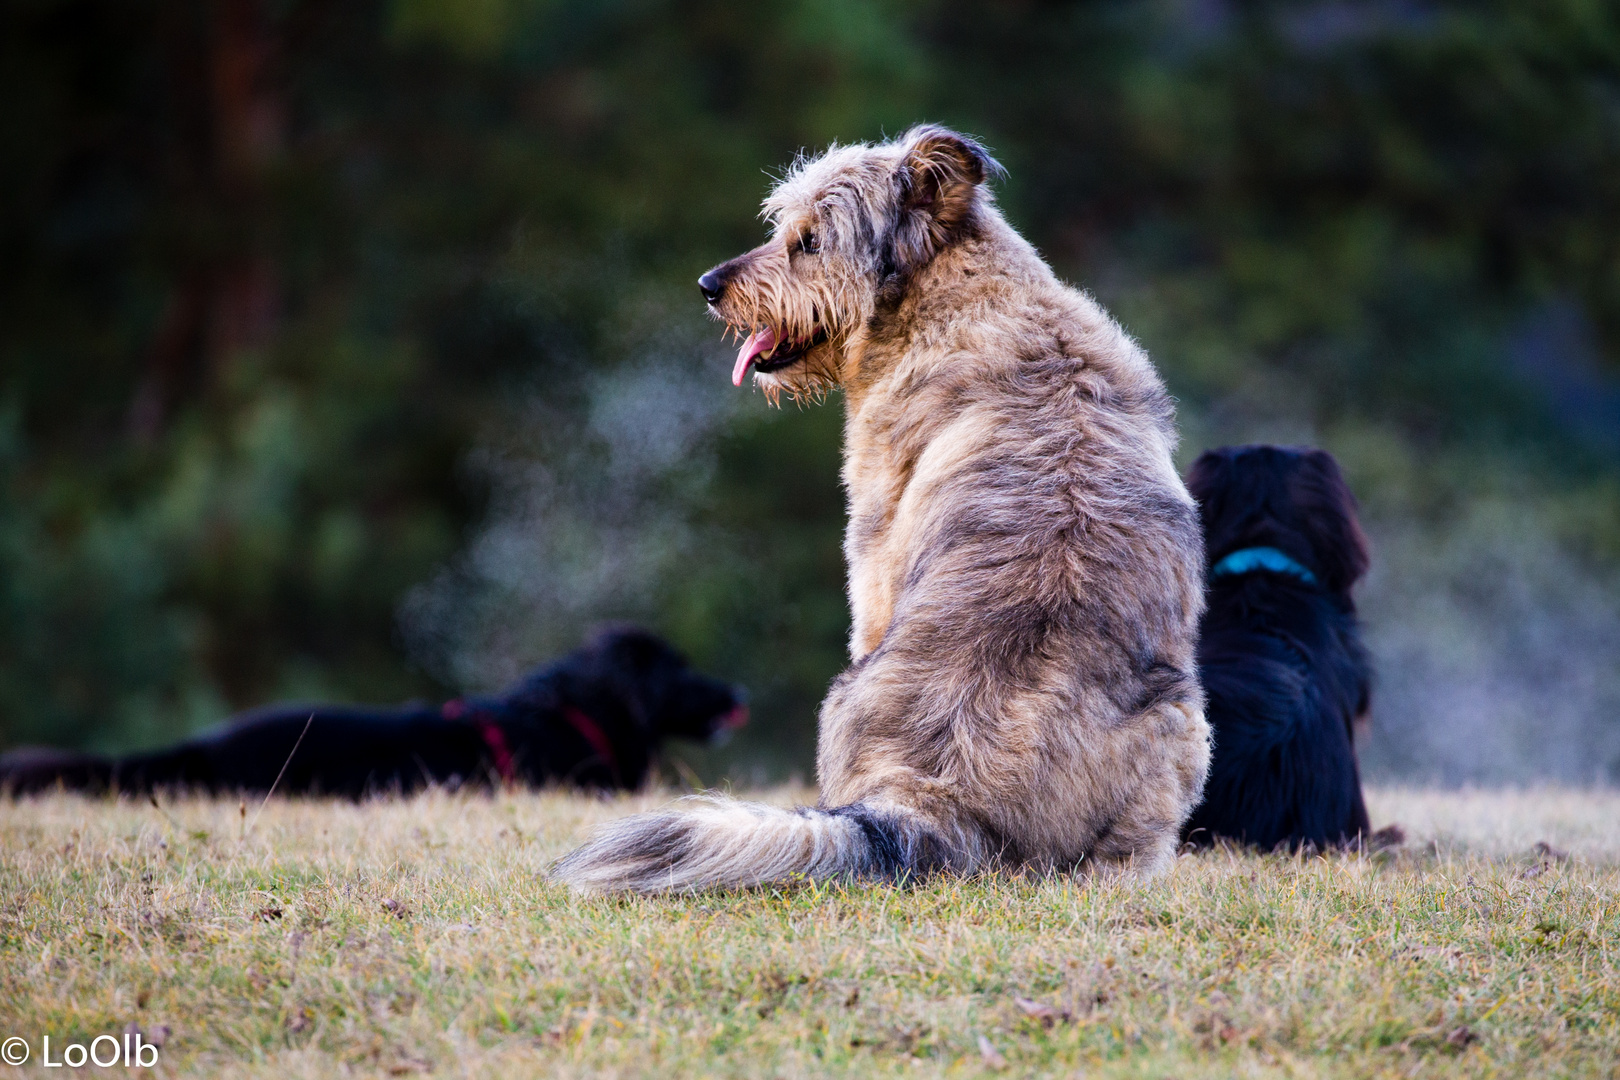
top-left (841, 207), bottom-right (1041, 399)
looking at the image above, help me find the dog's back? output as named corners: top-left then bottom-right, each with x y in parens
top-left (1183, 445), bottom-right (1373, 850)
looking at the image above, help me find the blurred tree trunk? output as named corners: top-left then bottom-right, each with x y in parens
top-left (130, 0), bottom-right (283, 441)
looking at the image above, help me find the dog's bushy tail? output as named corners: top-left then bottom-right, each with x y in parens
top-left (550, 795), bottom-right (946, 894)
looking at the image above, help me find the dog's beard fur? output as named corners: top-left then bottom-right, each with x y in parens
top-left (708, 205), bottom-right (866, 404)
top-left (554, 126), bottom-right (1209, 894)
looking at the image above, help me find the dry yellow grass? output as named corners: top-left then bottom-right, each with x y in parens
top-left (1, 786), bottom-right (1616, 1078)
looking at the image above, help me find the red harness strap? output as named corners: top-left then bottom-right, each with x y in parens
top-left (472, 716), bottom-right (515, 785)
top-left (442, 699), bottom-right (619, 786)
top-left (561, 705), bottom-right (622, 784)
top-left (441, 699), bottom-right (515, 785)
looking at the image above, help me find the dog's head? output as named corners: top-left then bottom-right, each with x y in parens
top-left (1187, 445), bottom-right (1369, 595)
top-left (568, 626), bottom-right (749, 744)
top-left (698, 124), bottom-right (1003, 402)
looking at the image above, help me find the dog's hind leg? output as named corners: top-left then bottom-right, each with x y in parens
top-left (1084, 699), bottom-right (1210, 881)
top-left (1087, 829), bottom-right (1180, 882)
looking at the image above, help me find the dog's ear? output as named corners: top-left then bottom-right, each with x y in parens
top-left (587, 625), bottom-right (685, 676)
top-left (1184, 448), bottom-right (1230, 511)
top-left (901, 126), bottom-right (996, 227)
top-left (888, 126), bottom-right (1001, 276)
top-left (1293, 449), bottom-right (1370, 593)
top-left (1185, 448), bottom-right (1238, 556)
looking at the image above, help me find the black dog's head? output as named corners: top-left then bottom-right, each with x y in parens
top-left (559, 626), bottom-right (749, 743)
top-left (1186, 445), bottom-right (1369, 596)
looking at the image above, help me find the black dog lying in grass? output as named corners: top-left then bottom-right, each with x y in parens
top-left (1182, 445), bottom-right (1379, 851)
top-left (0, 627), bottom-right (748, 798)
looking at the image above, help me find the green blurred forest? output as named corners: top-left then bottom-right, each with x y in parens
top-left (3, 0), bottom-right (1618, 783)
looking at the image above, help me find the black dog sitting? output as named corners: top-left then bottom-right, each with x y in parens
top-left (1182, 445), bottom-right (1375, 851)
top-left (0, 627), bottom-right (748, 798)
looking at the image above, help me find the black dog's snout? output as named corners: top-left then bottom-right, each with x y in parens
top-left (698, 271), bottom-right (724, 304)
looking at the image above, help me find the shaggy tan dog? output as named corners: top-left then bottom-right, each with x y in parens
top-left (553, 126), bottom-right (1209, 892)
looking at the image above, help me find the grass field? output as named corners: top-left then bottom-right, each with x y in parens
top-left (1, 786), bottom-right (1616, 1078)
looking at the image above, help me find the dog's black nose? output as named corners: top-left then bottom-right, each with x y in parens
top-left (698, 271), bottom-right (724, 304)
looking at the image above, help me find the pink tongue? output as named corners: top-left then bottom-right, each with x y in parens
top-left (732, 327), bottom-right (779, 386)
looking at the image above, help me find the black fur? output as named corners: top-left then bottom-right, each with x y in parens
top-left (0, 627), bottom-right (747, 798)
top-left (822, 803), bottom-right (910, 876)
top-left (1182, 445), bottom-right (1374, 851)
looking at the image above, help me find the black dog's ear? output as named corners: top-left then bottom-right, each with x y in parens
top-left (1185, 447), bottom-right (1239, 556)
top-left (1292, 449), bottom-right (1370, 594)
top-left (1184, 448), bottom-right (1231, 512)
top-left (585, 624), bottom-right (679, 668)
top-left (889, 126), bottom-right (1001, 275)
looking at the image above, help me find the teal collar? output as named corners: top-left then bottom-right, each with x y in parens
top-left (1210, 546), bottom-right (1318, 586)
